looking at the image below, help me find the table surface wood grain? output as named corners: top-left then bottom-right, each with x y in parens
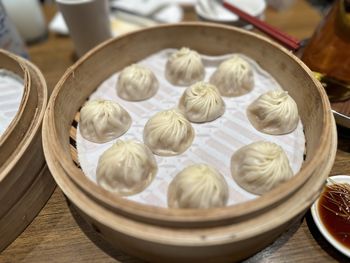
top-left (1, 1), bottom-right (350, 262)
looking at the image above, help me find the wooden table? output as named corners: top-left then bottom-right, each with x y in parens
top-left (1, 1), bottom-right (350, 262)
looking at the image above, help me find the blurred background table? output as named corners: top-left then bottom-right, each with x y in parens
top-left (1, 1), bottom-right (350, 262)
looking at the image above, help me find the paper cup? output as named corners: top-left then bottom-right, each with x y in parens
top-left (56, 0), bottom-right (112, 57)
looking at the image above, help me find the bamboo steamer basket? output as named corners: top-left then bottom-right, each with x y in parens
top-left (43, 23), bottom-right (337, 261)
top-left (0, 50), bottom-right (55, 251)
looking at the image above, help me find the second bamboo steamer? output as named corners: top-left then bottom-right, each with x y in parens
top-left (0, 50), bottom-right (55, 251)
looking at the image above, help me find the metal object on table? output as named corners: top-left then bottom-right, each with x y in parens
top-left (332, 110), bottom-right (350, 129)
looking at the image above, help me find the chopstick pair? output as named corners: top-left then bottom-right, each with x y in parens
top-left (222, 1), bottom-right (301, 51)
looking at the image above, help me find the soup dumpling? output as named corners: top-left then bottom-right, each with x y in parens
top-left (178, 81), bottom-right (225, 123)
top-left (165, 47), bottom-right (205, 86)
top-left (210, 55), bottom-right (254, 97)
top-left (96, 140), bottom-right (158, 195)
top-left (143, 109), bottom-right (195, 156)
top-left (168, 164), bottom-right (229, 209)
top-left (247, 90), bottom-right (299, 135)
top-left (117, 64), bottom-right (158, 101)
top-left (79, 99), bottom-right (131, 143)
top-left (231, 141), bottom-right (293, 195)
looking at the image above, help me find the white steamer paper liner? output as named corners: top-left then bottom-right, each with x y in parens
top-left (0, 70), bottom-right (24, 137)
top-left (77, 49), bottom-right (305, 207)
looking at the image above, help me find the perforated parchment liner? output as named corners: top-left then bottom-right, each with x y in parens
top-left (77, 49), bottom-right (305, 207)
top-left (0, 70), bottom-right (24, 137)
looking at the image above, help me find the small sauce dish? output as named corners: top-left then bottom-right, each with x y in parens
top-left (311, 175), bottom-right (350, 257)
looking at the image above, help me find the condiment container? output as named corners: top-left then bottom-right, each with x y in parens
top-left (311, 175), bottom-right (350, 257)
top-left (302, 0), bottom-right (350, 102)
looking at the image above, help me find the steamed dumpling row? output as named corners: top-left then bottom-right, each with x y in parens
top-left (167, 140), bottom-right (294, 209)
top-left (165, 49), bottom-right (255, 99)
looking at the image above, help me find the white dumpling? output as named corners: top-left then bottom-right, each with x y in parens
top-left (117, 64), bottom-right (158, 101)
top-left (247, 90), bottom-right (299, 135)
top-left (210, 55), bottom-right (254, 97)
top-left (178, 82), bottom-right (225, 123)
top-left (79, 99), bottom-right (131, 143)
top-left (165, 47), bottom-right (205, 86)
top-left (231, 141), bottom-right (293, 195)
top-left (143, 109), bottom-right (195, 156)
top-left (96, 140), bottom-right (158, 195)
top-left (168, 164), bottom-right (229, 209)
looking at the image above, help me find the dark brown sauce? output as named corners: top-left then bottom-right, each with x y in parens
top-left (318, 183), bottom-right (350, 248)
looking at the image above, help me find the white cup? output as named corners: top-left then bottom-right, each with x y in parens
top-left (2, 0), bottom-right (47, 43)
top-left (56, 0), bottom-right (112, 57)
top-left (0, 2), bottom-right (28, 58)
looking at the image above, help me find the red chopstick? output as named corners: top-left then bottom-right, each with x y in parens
top-left (222, 1), bottom-right (301, 51)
